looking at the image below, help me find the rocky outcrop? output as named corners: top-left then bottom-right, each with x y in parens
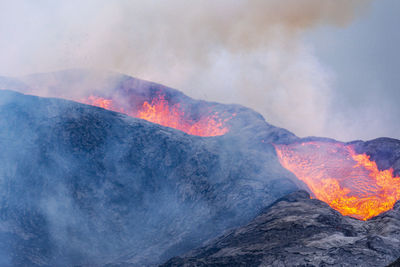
top-left (162, 191), bottom-right (400, 267)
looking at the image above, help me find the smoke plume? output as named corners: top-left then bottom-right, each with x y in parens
top-left (0, 0), bottom-right (372, 139)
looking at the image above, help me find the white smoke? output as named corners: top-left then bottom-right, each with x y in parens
top-left (0, 0), bottom-right (373, 138)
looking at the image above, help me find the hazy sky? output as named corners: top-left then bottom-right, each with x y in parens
top-left (306, 0), bottom-right (400, 141)
top-left (0, 0), bottom-right (398, 141)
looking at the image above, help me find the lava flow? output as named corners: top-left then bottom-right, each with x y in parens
top-left (274, 141), bottom-right (400, 220)
top-left (82, 94), bottom-right (230, 137)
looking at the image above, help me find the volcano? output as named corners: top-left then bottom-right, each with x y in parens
top-left (0, 70), bottom-right (399, 266)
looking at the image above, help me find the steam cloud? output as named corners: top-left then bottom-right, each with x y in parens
top-left (0, 0), bottom-right (373, 140)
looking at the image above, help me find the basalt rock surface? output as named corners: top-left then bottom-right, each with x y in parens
top-left (162, 191), bottom-right (400, 267)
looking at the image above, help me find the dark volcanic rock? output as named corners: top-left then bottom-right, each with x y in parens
top-left (351, 138), bottom-right (400, 176)
top-left (0, 90), bottom-right (298, 266)
top-left (387, 257), bottom-right (400, 267)
top-left (162, 191), bottom-right (400, 267)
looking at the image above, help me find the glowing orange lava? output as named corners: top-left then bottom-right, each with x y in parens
top-left (81, 94), bottom-right (230, 137)
top-left (83, 95), bottom-right (116, 110)
top-left (274, 141), bottom-right (400, 220)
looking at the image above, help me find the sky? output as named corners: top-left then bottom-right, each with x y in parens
top-left (306, 0), bottom-right (400, 141)
top-left (0, 0), bottom-right (398, 141)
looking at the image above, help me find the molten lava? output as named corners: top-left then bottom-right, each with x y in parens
top-left (84, 95), bottom-right (115, 110)
top-left (274, 141), bottom-right (400, 220)
top-left (136, 95), bottom-right (230, 136)
top-left (82, 94), bottom-right (230, 137)
top-left (82, 95), bottom-right (127, 114)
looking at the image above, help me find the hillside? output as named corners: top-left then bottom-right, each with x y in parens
top-left (0, 89), bottom-right (297, 266)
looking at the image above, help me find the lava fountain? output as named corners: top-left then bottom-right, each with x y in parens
top-left (81, 93), bottom-right (231, 137)
top-left (274, 141), bottom-right (400, 220)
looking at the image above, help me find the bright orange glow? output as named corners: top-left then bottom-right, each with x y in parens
top-left (136, 95), bottom-right (230, 136)
top-left (81, 94), bottom-right (230, 137)
top-left (84, 95), bottom-right (115, 110)
top-left (274, 141), bottom-right (400, 220)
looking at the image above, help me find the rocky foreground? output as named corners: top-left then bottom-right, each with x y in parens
top-left (162, 191), bottom-right (400, 267)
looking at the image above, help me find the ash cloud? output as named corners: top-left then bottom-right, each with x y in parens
top-left (0, 0), bottom-right (373, 139)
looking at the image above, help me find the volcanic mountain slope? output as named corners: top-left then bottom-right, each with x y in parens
top-left (162, 190), bottom-right (400, 267)
top-left (1, 70), bottom-right (400, 266)
top-left (0, 69), bottom-right (297, 142)
top-left (0, 89), bottom-right (298, 266)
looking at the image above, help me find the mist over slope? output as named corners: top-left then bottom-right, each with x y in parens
top-left (0, 89), bottom-right (298, 266)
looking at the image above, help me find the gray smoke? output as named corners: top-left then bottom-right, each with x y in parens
top-left (0, 0), bottom-right (373, 139)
